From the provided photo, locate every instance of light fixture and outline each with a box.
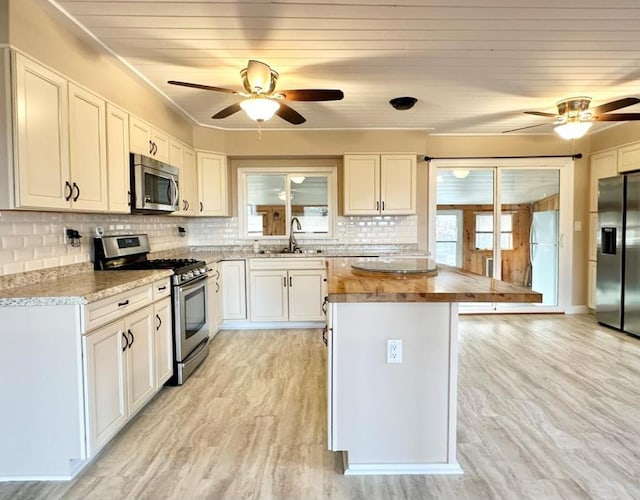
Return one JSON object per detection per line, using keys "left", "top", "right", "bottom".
{"left": 554, "top": 120, "right": 592, "bottom": 140}
{"left": 240, "top": 97, "right": 280, "bottom": 122}
{"left": 290, "top": 176, "right": 306, "bottom": 184}
{"left": 452, "top": 170, "right": 470, "bottom": 179}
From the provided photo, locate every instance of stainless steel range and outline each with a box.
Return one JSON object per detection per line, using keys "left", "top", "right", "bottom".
{"left": 94, "top": 234, "right": 209, "bottom": 384}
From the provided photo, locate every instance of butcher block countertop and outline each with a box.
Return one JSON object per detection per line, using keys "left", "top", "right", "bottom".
{"left": 327, "top": 258, "right": 543, "bottom": 303}
{"left": 0, "top": 269, "right": 172, "bottom": 306}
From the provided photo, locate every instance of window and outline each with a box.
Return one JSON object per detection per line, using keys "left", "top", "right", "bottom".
{"left": 475, "top": 213, "right": 513, "bottom": 250}
{"left": 435, "top": 210, "right": 462, "bottom": 266}
{"left": 238, "top": 164, "right": 337, "bottom": 240}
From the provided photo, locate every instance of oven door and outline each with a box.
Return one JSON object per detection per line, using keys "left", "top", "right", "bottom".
{"left": 174, "top": 276, "right": 209, "bottom": 362}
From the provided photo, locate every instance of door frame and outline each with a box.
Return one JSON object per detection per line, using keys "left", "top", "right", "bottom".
{"left": 428, "top": 157, "right": 574, "bottom": 313}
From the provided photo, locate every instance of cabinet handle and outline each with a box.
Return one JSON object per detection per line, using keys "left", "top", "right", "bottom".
{"left": 122, "top": 331, "right": 128, "bottom": 351}
{"left": 289, "top": 276, "right": 293, "bottom": 287}
{"left": 322, "top": 296, "right": 328, "bottom": 315}
{"left": 128, "top": 329, "right": 135, "bottom": 346}
{"left": 216, "top": 270, "right": 220, "bottom": 279}
{"left": 64, "top": 181, "right": 73, "bottom": 201}
{"left": 157, "top": 286, "right": 167, "bottom": 291}
{"left": 376, "top": 201, "right": 380, "bottom": 211}
{"left": 200, "top": 201, "right": 204, "bottom": 212}
{"left": 382, "top": 201, "right": 385, "bottom": 211}
{"left": 156, "top": 314, "right": 162, "bottom": 330}
{"left": 72, "top": 182, "right": 80, "bottom": 202}
{"left": 118, "top": 299, "right": 129, "bottom": 307}
{"left": 185, "top": 200, "right": 190, "bottom": 211}
{"left": 322, "top": 325, "right": 328, "bottom": 346}
{"left": 215, "top": 282, "right": 220, "bottom": 293}
{"left": 283, "top": 276, "right": 287, "bottom": 287}
{"left": 152, "top": 142, "right": 158, "bottom": 155}
{"left": 149, "top": 140, "right": 153, "bottom": 155}
{"left": 127, "top": 190, "right": 132, "bottom": 206}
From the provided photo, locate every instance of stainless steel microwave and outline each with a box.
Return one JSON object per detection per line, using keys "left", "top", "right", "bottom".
{"left": 130, "top": 153, "right": 179, "bottom": 213}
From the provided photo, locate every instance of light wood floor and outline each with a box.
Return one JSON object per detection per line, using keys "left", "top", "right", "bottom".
{"left": 1, "top": 314, "right": 639, "bottom": 500}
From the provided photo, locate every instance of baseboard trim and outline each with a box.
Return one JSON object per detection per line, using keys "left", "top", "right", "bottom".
{"left": 220, "top": 320, "right": 324, "bottom": 330}
{"left": 566, "top": 305, "right": 589, "bottom": 314}
{"left": 342, "top": 457, "right": 464, "bottom": 476}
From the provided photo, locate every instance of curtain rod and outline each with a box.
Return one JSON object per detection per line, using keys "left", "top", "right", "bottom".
{"left": 423, "top": 153, "right": 582, "bottom": 161}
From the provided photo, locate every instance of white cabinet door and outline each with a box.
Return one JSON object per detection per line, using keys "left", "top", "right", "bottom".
{"left": 106, "top": 103, "right": 130, "bottom": 213}
{"left": 125, "top": 306, "right": 155, "bottom": 416}
{"left": 197, "top": 151, "right": 229, "bottom": 216}
{"left": 588, "top": 261, "right": 597, "bottom": 310}
{"left": 617, "top": 142, "right": 640, "bottom": 173}
{"left": 207, "top": 264, "right": 223, "bottom": 337}
{"left": 14, "top": 53, "right": 70, "bottom": 209}
{"left": 68, "top": 83, "right": 108, "bottom": 212}
{"left": 169, "top": 139, "right": 183, "bottom": 169}
{"left": 129, "top": 115, "right": 152, "bottom": 156}
{"left": 249, "top": 270, "right": 289, "bottom": 321}
{"left": 288, "top": 270, "right": 327, "bottom": 321}
{"left": 221, "top": 260, "right": 247, "bottom": 320}
{"left": 590, "top": 150, "right": 618, "bottom": 212}
{"left": 153, "top": 297, "right": 173, "bottom": 388}
{"left": 380, "top": 154, "right": 416, "bottom": 215}
{"left": 151, "top": 129, "right": 169, "bottom": 162}
{"left": 174, "top": 146, "right": 197, "bottom": 216}
{"left": 83, "top": 319, "right": 127, "bottom": 456}
{"left": 343, "top": 154, "right": 380, "bottom": 215}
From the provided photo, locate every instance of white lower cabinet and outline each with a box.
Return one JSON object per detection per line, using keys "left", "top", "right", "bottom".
{"left": 154, "top": 297, "right": 173, "bottom": 388}
{"left": 248, "top": 258, "right": 327, "bottom": 322}
{"left": 84, "top": 305, "right": 155, "bottom": 456}
{"left": 220, "top": 260, "right": 247, "bottom": 321}
{"left": 207, "top": 263, "right": 223, "bottom": 335}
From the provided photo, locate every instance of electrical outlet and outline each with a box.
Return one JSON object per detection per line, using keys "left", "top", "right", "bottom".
{"left": 386, "top": 339, "right": 403, "bottom": 364}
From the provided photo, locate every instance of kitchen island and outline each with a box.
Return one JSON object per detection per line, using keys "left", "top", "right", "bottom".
{"left": 325, "top": 258, "right": 542, "bottom": 475}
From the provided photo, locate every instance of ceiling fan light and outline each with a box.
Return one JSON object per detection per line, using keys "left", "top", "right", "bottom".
{"left": 240, "top": 98, "right": 280, "bottom": 122}
{"left": 554, "top": 121, "right": 592, "bottom": 140}
{"left": 290, "top": 176, "right": 306, "bottom": 184}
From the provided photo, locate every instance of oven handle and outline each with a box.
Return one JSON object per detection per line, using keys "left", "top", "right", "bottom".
{"left": 176, "top": 274, "right": 208, "bottom": 295}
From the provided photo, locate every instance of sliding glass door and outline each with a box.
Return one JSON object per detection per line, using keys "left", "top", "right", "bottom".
{"left": 430, "top": 158, "right": 572, "bottom": 313}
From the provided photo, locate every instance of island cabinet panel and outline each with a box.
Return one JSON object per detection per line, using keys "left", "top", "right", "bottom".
{"left": 328, "top": 301, "right": 458, "bottom": 473}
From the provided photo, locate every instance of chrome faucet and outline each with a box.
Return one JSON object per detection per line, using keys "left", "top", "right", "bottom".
{"left": 289, "top": 216, "right": 302, "bottom": 253}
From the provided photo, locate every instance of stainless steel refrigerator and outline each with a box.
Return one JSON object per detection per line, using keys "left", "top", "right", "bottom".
{"left": 596, "top": 174, "right": 640, "bottom": 336}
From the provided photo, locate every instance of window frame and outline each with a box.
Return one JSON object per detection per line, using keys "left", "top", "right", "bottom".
{"left": 474, "top": 212, "right": 514, "bottom": 251}
{"left": 237, "top": 163, "right": 338, "bottom": 241}
{"left": 435, "top": 209, "right": 463, "bottom": 266}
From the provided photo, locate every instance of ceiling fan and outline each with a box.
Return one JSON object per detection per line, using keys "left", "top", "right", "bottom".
{"left": 504, "top": 96, "right": 640, "bottom": 139}
{"left": 168, "top": 60, "right": 344, "bottom": 125}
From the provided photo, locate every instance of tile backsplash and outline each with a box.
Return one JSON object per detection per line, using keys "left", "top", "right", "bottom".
{"left": 0, "top": 210, "right": 418, "bottom": 276}
{"left": 0, "top": 211, "right": 189, "bottom": 276}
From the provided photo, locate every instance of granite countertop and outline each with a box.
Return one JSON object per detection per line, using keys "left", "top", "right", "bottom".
{"left": 327, "top": 258, "right": 543, "bottom": 303}
{"left": 0, "top": 269, "right": 173, "bottom": 306}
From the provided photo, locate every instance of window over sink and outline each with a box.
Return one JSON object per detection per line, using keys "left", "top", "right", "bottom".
{"left": 237, "top": 163, "right": 337, "bottom": 240}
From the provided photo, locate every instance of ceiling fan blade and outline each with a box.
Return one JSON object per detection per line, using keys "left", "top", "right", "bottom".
{"left": 212, "top": 102, "right": 242, "bottom": 119}
{"left": 524, "top": 111, "right": 557, "bottom": 118}
{"left": 168, "top": 80, "right": 238, "bottom": 94}
{"left": 594, "top": 113, "right": 640, "bottom": 121}
{"left": 502, "top": 122, "right": 550, "bottom": 133}
{"left": 275, "top": 102, "right": 306, "bottom": 125}
{"left": 591, "top": 97, "right": 640, "bottom": 115}
{"left": 278, "top": 89, "right": 344, "bottom": 102}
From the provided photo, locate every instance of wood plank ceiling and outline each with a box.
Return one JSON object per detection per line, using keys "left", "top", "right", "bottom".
{"left": 53, "top": 0, "right": 640, "bottom": 134}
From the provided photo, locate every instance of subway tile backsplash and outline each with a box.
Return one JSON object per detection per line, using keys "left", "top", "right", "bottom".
{"left": 0, "top": 211, "right": 418, "bottom": 276}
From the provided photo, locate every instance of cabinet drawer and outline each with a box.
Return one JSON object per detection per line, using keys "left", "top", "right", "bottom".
{"left": 152, "top": 279, "right": 171, "bottom": 301}
{"left": 249, "top": 257, "right": 325, "bottom": 270}
{"left": 85, "top": 285, "right": 153, "bottom": 332}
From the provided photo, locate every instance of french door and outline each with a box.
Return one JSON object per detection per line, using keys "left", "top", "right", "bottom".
{"left": 429, "top": 158, "right": 574, "bottom": 313}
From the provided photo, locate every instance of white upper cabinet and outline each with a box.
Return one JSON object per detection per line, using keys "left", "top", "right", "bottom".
{"left": 169, "top": 139, "right": 184, "bottom": 170}
{"left": 68, "top": 83, "right": 108, "bottom": 212}
{"left": 106, "top": 103, "right": 131, "bottom": 213}
{"left": 617, "top": 142, "right": 640, "bottom": 174}
{"left": 590, "top": 150, "right": 618, "bottom": 212}
{"left": 197, "top": 151, "right": 229, "bottom": 216}
{"left": 343, "top": 153, "right": 416, "bottom": 215}
{"left": 129, "top": 115, "right": 169, "bottom": 162}
{"left": 14, "top": 53, "right": 70, "bottom": 209}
